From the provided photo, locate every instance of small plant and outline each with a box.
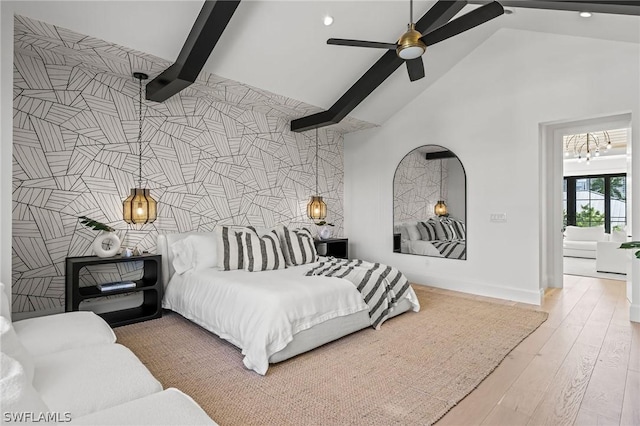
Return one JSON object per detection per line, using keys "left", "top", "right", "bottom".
{"left": 79, "top": 216, "right": 114, "bottom": 232}
{"left": 619, "top": 241, "right": 640, "bottom": 259}
{"left": 315, "top": 221, "right": 334, "bottom": 226}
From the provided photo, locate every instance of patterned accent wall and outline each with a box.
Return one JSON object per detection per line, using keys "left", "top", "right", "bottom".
{"left": 12, "top": 15, "right": 372, "bottom": 314}
{"left": 393, "top": 149, "right": 448, "bottom": 224}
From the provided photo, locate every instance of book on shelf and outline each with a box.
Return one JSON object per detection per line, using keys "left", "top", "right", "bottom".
{"left": 97, "top": 281, "right": 136, "bottom": 292}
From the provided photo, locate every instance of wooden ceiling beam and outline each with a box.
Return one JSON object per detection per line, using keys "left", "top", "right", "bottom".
{"left": 146, "top": 0, "right": 241, "bottom": 102}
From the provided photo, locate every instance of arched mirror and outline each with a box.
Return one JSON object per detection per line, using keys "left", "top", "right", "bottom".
{"left": 393, "top": 145, "right": 467, "bottom": 260}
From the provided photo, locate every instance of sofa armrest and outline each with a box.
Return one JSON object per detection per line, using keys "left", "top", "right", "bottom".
{"left": 13, "top": 311, "right": 116, "bottom": 357}
{"left": 69, "top": 388, "right": 217, "bottom": 425}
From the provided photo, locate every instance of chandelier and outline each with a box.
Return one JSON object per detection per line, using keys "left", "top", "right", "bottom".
{"left": 564, "top": 131, "right": 612, "bottom": 165}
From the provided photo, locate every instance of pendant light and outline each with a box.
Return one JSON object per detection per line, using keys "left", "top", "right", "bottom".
{"left": 306, "top": 128, "right": 327, "bottom": 220}
{"left": 434, "top": 158, "right": 448, "bottom": 217}
{"left": 123, "top": 72, "right": 157, "bottom": 224}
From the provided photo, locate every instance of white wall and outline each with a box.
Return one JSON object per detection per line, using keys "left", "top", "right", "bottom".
{"left": 345, "top": 28, "right": 640, "bottom": 305}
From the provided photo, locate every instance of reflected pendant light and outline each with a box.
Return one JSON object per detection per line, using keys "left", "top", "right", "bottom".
{"left": 434, "top": 158, "right": 448, "bottom": 217}
{"left": 307, "top": 129, "right": 327, "bottom": 220}
{"left": 123, "top": 72, "right": 157, "bottom": 224}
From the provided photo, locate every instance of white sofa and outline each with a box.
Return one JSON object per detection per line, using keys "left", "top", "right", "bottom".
{"left": 563, "top": 225, "right": 609, "bottom": 259}
{"left": 0, "top": 282, "right": 216, "bottom": 425}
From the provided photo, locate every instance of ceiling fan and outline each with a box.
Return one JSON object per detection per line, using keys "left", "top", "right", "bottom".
{"left": 327, "top": 0, "right": 504, "bottom": 82}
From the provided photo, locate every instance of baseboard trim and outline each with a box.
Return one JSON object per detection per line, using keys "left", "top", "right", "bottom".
{"left": 630, "top": 303, "right": 640, "bottom": 323}
{"left": 411, "top": 278, "right": 543, "bottom": 306}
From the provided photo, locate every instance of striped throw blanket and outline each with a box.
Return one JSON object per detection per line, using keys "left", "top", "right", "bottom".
{"left": 306, "top": 258, "right": 412, "bottom": 329}
{"left": 431, "top": 240, "right": 466, "bottom": 259}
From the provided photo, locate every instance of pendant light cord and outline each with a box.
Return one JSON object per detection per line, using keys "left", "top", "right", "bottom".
{"left": 410, "top": 0, "right": 413, "bottom": 24}
{"left": 137, "top": 76, "right": 143, "bottom": 189}
{"left": 315, "top": 128, "right": 319, "bottom": 195}
{"left": 440, "top": 159, "right": 443, "bottom": 199}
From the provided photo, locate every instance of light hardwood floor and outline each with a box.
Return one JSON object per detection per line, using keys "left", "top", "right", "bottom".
{"left": 435, "top": 274, "right": 640, "bottom": 426}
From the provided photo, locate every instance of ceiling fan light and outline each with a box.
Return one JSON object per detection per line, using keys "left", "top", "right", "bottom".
{"left": 398, "top": 45, "right": 425, "bottom": 60}
{"left": 397, "top": 25, "right": 426, "bottom": 60}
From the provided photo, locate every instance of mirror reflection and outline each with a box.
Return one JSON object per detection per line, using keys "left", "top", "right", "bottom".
{"left": 393, "top": 145, "right": 467, "bottom": 260}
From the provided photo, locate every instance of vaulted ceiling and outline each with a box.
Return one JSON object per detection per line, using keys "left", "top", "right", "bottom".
{"left": 9, "top": 1, "right": 640, "bottom": 127}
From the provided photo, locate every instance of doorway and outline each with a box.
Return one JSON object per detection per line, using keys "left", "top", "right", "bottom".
{"left": 539, "top": 113, "right": 633, "bottom": 301}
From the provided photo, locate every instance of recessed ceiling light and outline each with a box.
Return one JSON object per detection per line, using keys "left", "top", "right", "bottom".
{"left": 579, "top": 11, "right": 592, "bottom": 18}
{"left": 323, "top": 15, "right": 334, "bottom": 26}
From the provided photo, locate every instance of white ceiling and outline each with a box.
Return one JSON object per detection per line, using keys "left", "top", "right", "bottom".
{"left": 8, "top": 1, "right": 640, "bottom": 126}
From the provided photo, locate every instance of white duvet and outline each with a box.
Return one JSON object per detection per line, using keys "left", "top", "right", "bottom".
{"left": 162, "top": 263, "right": 369, "bottom": 375}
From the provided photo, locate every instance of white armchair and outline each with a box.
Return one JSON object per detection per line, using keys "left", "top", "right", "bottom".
{"left": 595, "top": 228, "right": 630, "bottom": 274}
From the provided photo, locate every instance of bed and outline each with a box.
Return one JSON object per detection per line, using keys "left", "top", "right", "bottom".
{"left": 156, "top": 230, "right": 420, "bottom": 375}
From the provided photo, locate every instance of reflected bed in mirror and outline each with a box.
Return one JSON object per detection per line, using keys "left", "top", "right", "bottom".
{"left": 393, "top": 145, "right": 467, "bottom": 260}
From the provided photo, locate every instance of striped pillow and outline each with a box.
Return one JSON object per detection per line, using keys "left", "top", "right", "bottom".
{"left": 216, "top": 226, "right": 251, "bottom": 271}
{"left": 277, "top": 226, "right": 318, "bottom": 266}
{"left": 448, "top": 218, "right": 466, "bottom": 240}
{"left": 242, "top": 229, "right": 286, "bottom": 272}
{"left": 432, "top": 219, "right": 456, "bottom": 241}
{"left": 418, "top": 221, "right": 438, "bottom": 241}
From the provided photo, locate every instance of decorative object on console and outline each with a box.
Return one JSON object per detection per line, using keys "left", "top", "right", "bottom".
{"left": 307, "top": 129, "right": 327, "bottom": 220}
{"left": 434, "top": 159, "right": 448, "bottom": 217}
{"left": 315, "top": 221, "right": 334, "bottom": 240}
{"left": 79, "top": 216, "right": 121, "bottom": 258}
{"left": 123, "top": 72, "right": 157, "bottom": 225}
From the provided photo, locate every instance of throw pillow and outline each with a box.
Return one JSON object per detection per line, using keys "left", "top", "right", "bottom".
{"left": 216, "top": 226, "right": 254, "bottom": 271}
{"left": 432, "top": 218, "right": 456, "bottom": 241}
{"left": 447, "top": 217, "right": 466, "bottom": 241}
{"left": 276, "top": 226, "right": 318, "bottom": 266}
{"left": 418, "top": 221, "right": 438, "bottom": 241}
{"left": 242, "top": 229, "right": 286, "bottom": 272}
{"left": 0, "top": 317, "right": 35, "bottom": 383}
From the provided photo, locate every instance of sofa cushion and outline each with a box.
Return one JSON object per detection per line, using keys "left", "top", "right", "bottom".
{"left": 33, "top": 343, "right": 162, "bottom": 418}
{"left": 564, "top": 225, "right": 606, "bottom": 242}
{"left": 69, "top": 388, "right": 217, "bottom": 425}
{"left": 563, "top": 241, "right": 597, "bottom": 251}
{"left": 0, "top": 352, "right": 49, "bottom": 419}
{"left": 13, "top": 311, "right": 116, "bottom": 358}
{"left": 0, "top": 316, "right": 35, "bottom": 383}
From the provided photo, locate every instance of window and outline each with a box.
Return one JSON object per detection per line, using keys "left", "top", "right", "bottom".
{"left": 563, "top": 174, "right": 626, "bottom": 233}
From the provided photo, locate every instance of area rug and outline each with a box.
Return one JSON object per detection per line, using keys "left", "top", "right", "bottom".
{"left": 563, "top": 256, "right": 626, "bottom": 281}
{"left": 115, "top": 286, "right": 548, "bottom": 426}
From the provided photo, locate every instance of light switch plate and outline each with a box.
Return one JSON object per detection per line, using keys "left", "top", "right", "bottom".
{"left": 490, "top": 213, "right": 507, "bottom": 223}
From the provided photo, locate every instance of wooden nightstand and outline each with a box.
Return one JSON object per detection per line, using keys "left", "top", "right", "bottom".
{"left": 65, "top": 254, "right": 162, "bottom": 327}
{"left": 314, "top": 238, "right": 349, "bottom": 259}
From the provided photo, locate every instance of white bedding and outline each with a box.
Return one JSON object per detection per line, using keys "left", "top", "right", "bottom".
{"left": 163, "top": 263, "right": 369, "bottom": 375}
{"left": 401, "top": 239, "right": 443, "bottom": 256}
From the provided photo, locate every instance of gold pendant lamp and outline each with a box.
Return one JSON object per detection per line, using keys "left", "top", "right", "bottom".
{"left": 307, "top": 129, "right": 327, "bottom": 220}
{"left": 123, "top": 72, "right": 157, "bottom": 224}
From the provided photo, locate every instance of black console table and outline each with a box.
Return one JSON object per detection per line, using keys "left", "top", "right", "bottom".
{"left": 65, "top": 254, "right": 162, "bottom": 327}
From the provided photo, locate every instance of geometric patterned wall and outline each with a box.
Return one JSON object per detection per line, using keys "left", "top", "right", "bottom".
{"left": 393, "top": 148, "right": 448, "bottom": 224}
{"left": 12, "top": 15, "right": 374, "bottom": 314}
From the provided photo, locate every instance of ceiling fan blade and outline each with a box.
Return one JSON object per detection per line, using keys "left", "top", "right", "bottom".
{"left": 418, "top": 0, "right": 468, "bottom": 36}
{"left": 406, "top": 58, "right": 425, "bottom": 82}
{"left": 327, "top": 38, "right": 398, "bottom": 50}
{"left": 420, "top": 1, "right": 504, "bottom": 46}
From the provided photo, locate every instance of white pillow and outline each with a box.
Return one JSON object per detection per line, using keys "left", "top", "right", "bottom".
{"left": 611, "top": 229, "right": 627, "bottom": 243}
{"left": 0, "top": 316, "right": 35, "bottom": 383}
{"left": 564, "top": 225, "right": 605, "bottom": 242}
{"left": 0, "top": 282, "right": 11, "bottom": 320}
{"left": 170, "top": 233, "right": 218, "bottom": 275}
{"left": 404, "top": 223, "right": 421, "bottom": 241}
{"left": 0, "top": 352, "right": 49, "bottom": 416}
{"left": 242, "top": 229, "right": 286, "bottom": 272}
